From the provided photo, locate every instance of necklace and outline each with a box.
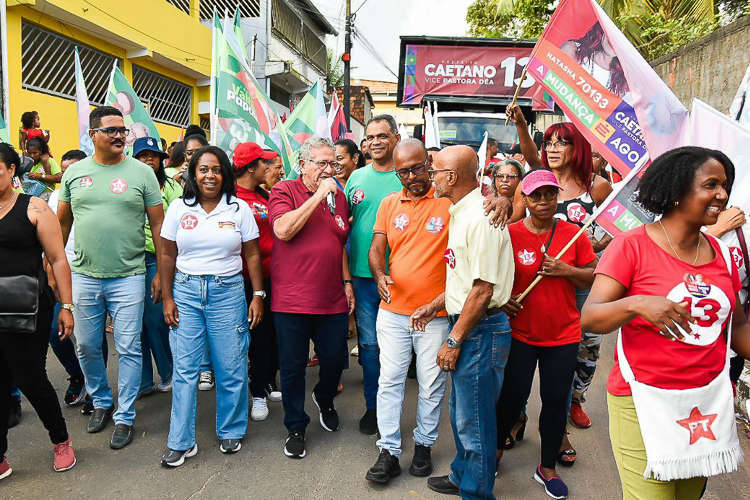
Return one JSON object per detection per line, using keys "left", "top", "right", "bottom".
{"left": 528, "top": 218, "right": 554, "bottom": 253}
{"left": 659, "top": 219, "right": 701, "bottom": 266}
{"left": 0, "top": 192, "right": 17, "bottom": 211}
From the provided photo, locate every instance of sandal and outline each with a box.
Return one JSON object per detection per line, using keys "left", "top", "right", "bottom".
{"left": 557, "top": 448, "right": 577, "bottom": 467}
{"left": 502, "top": 414, "right": 528, "bottom": 450}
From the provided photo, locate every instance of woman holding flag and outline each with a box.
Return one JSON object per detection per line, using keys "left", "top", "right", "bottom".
{"left": 583, "top": 147, "right": 750, "bottom": 499}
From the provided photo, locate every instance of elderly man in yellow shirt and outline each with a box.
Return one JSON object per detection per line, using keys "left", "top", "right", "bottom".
{"left": 411, "top": 145, "right": 514, "bottom": 500}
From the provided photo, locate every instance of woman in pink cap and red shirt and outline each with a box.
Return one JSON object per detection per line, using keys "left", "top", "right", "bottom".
{"left": 497, "top": 170, "right": 597, "bottom": 499}
{"left": 233, "top": 142, "right": 284, "bottom": 422}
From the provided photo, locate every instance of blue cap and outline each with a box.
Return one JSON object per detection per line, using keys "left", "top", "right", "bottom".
{"left": 132, "top": 137, "right": 167, "bottom": 160}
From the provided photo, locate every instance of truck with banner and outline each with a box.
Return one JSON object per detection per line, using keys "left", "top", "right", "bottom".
{"left": 397, "top": 36, "right": 554, "bottom": 151}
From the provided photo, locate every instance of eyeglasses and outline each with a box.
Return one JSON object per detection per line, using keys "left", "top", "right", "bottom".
{"left": 427, "top": 168, "right": 453, "bottom": 180}
{"left": 395, "top": 160, "right": 428, "bottom": 180}
{"left": 526, "top": 190, "right": 558, "bottom": 203}
{"left": 494, "top": 174, "right": 519, "bottom": 181}
{"left": 308, "top": 160, "right": 339, "bottom": 170}
{"left": 542, "top": 141, "right": 571, "bottom": 150}
{"left": 93, "top": 127, "right": 130, "bottom": 138}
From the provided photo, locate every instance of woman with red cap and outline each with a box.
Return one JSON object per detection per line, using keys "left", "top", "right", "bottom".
{"left": 233, "top": 142, "right": 283, "bottom": 422}
{"left": 497, "top": 170, "right": 597, "bottom": 499}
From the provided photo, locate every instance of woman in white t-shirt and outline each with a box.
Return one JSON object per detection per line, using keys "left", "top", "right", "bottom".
{"left": 159, "top": 145, "right": 264, "bottom": 467}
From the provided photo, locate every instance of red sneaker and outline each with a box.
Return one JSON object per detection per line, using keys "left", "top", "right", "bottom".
{"left": 569, "top": 402, "right": 592, "bottom": 429}
{"left": 0, "top": 457, "right": 11, "bottom": 480}
{"left": 53, "top": 437, "right": 76, "bottom": 472}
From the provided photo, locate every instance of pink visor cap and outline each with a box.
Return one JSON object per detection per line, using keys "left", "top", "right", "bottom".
{"left": 521, "top": 170, "right": 562, "bottom": 195}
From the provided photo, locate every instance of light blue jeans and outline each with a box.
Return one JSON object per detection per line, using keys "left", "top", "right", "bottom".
{"left": 72, "top": 272, "right": 145, "bottom": 426}
{"left": 376, "top": 309, "right": 449, "bottom": 458}
{"left": 140, "top": 252, "right": 173, "bottom": 392}
{"left": 448, "top": 312, "right": 511, "bottom": 500}
{"left": 353, "top": 277, "right": 381, "bottom": 410}
{"left": 167, "top": 272, "right": 249, "bottom": 450}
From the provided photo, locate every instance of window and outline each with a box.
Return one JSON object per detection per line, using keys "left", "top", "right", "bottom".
{"left": 165, "top": 0, "right": 191, "bottom": 15}
{"left": 132, "top": 65, "right": 192, "bottom": 127}
{"left": 270, "top": 83, "right": 291, "bottom": 109}
{"left": 200, "top": 0, "right": 261, "bottom": 20}
{"left": 272, "top": 0, "right": 326, "bottom": 72}
{"left": 21, "top": 22, "right": 118, "bottom": 105}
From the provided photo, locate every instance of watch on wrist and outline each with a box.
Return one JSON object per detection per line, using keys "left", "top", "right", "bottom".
{"left": 61, "top": 303, "right": 75, "bottom": 313}
{"left": 42, "top": 173, "right": 46, "bottom": 179}
{"left": 343, "top": 279, "right": 353, "bottom": 285}
{"left": 252, "top": 290, "right": 267, "bottom": 299}
{"left": 445, "top": 336, "right": 461, "bottom": 349}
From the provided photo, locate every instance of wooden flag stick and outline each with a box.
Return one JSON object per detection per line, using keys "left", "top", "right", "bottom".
{"left": 516, "top": 215, "right": 597, "bottom": 303}
{"left": 505, "top": 66, "right": 528, "bottom": 125}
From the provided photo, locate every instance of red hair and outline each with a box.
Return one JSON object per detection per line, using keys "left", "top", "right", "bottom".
{"left": 541, "top": 123, "right": 594, "bottom": 191}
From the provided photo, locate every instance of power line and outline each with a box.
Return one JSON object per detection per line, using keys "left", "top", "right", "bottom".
{"left": 353, "top": 0, "right": 372, "bottom": 15}
{"left": 352, "top": 26, "right": 398, "bottom": 78}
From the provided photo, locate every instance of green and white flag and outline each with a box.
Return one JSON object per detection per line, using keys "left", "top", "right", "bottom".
{"left": 105, "top": 62, "right": 161, "bottom": 152}
{"left": 233, "top": 7, "right": 250, "bottom": 66}
{"left": 75, "top": 47, "right": 94, "bottom": 156}
{"left": 0, "top": 110, "right": 9, "bottom": 144}
{"left": 211, "top": 12, "right": 295, "bottom": 173}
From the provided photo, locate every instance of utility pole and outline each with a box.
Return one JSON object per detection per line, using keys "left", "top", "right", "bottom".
{"left": 343, "top": 0, "right": 351, "bottom": 129}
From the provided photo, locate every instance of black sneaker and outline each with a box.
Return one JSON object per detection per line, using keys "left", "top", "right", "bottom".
{"left": 359, "top": 408, "right": 378, "bottom": 435}
{"left": 409, "top": 443, "right": 433, "bottom": 477}
{"left": 64, "top": 377, "right": 86, "bottom": 406}
{"left": 311, "top": 390, "right": 339, "bottom": 432}
{"left": 220, "top": 439, "right": 242, "bottom": 454}
{"left": 265, "top": 381, "right": 282, "bottom": 402}
{"left": 81, "top": 397, "right": 94, "bottom": 416}
{"left": 284, "top": 430, "right": 306, "bottom": 459}
{"left": 365, "top": 449, "right": 401, "bottom": 484}
{"left": 427, "top": 475, "right": 460, "bottom": 496}
{"left": 8, "top": 400, "right": 21, "bottom": 428}
{"left": 161, "top": 445, "right": 198, "bottom": 467}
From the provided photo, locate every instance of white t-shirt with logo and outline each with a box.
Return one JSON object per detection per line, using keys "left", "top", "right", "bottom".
{"left": 161, "top": 195, "right": 259, "bottom": 277}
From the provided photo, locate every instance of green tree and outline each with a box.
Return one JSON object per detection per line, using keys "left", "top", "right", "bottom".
{"left": 326, "top": 49, "right": 345, "bottom": 89}
{"left": 466, "top": 0, "right": 554, "bottom": 39}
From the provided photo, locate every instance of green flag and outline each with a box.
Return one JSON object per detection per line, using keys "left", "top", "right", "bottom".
{"left": 105, "top": 63, "right": 161, "bottom": 153}
{"left": 233, "top": 7, "right": 250, "bottom": 65}
{"left": 0, "top": 111, "right": 9, "bottom": 144}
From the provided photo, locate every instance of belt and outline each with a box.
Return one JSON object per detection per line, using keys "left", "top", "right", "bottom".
{"left": 448, "top": 306, "right": 503, "bottom": 324}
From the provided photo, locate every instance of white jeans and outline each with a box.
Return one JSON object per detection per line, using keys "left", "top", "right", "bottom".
{"left": 375, "top": 308, "right": 450, "bottom": 457}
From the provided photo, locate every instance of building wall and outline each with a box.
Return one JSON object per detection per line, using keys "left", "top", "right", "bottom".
{"left": 651, "top": 15, "right": 750, "bottom": 113}
{"left": 6, "top": 1, "right": 210, "bottom": 153}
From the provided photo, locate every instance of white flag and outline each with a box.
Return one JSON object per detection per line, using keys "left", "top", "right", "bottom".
{"left": 74, "top": 48, "right": 94, "bottom": 156}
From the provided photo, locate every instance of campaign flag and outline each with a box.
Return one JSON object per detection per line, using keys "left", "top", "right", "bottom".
{"left": 532, "top": 88, "right": 555, "bottom": 112}
{"left": 233, "top": 7, "right": 250, "bottom": 66}
{"left": 729, "top": 63, "right": 750, "bottom": 127}
{"left": 0, "top": 107, "right": 8, "bottom": 144}
{"left": 690, "top": 98, "right": 750, "bottom": 212}
{"left": 212, "top": 12, "right": 295, "bottom": 173}
{"left": 424, "top": 102, "right": 438, "bottom": 148}
{"left": 398, "top": 123, "right": 409, "bottom": 139}
{"left": 74, "top": 48, "right": 94, "bottom": 156}
{"left": 105, "top": 62, "right": 161, "bottom": 152}
{"left": 526, "top": 0, "right": 688, "bottom": 177}
{"left": 328, "top": 91, "right": 348, "bottom": 141}
{"left": 285, "top": 81, "right": 332, "bottom": 150}
{"left": 593, "top": 160, "right": 655, "bottom": 237}
{"left": 477, "top": 131, "right": 488, "bottom": 182}
{"left": 327, "top": 90, "right": 339, "bottom": 128}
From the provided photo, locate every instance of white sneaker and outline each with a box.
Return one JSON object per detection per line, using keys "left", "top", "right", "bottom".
{"left": 157, "top": 379, "right": 173, "bottom": 392}
{"left": 350, "top": 345, "right": 359, "bottom": 357}
{"left": 251, "top": 397, "right": 269, "bottom": 421}
{"left": 198, "top": 371, "right": 214, "bottom": 391}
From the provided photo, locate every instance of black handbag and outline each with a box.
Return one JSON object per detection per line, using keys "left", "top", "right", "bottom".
{"left": 0, "top": 271, "right": 43, "bottom": 333}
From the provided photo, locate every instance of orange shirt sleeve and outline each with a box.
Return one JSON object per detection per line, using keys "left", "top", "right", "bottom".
{"left": 373, "top": 194, "right": 392, "bottom": 235}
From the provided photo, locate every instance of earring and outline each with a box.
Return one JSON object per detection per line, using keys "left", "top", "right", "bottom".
{"left": 674, "top": 201, "right": 679, "bottom": 206}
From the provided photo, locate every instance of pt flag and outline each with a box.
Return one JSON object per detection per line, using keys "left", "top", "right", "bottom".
{"left": 74, "top": 48, "right": 94, "bottom": 156}
{"left": 106, "top": 62, "right": 161, "bottom": 152}
{"left": 593, "top": 161, "right": 655, "bottom": 237}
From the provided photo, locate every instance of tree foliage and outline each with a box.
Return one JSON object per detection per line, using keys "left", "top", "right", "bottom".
{"left": 326, "top": 49, "right": 345, "bottom": 89}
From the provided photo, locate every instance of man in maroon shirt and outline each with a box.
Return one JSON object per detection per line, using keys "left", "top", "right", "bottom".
{"left": 269, "top": 137, "right": 355, "bottom": 459}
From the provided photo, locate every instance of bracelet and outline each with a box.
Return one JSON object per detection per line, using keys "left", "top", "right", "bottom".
{"left": 343, "top": 279, "right": 353, "bottom": 285}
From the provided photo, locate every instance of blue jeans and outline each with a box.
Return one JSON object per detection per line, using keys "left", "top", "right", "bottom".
{"left": 275, "top": 312, "right": 348, "bottom": 431}
{"left": 140, "top": 252, "right": 173, "bottom": 391}
{"left": 448, "top": 313, "right": 511, "bottom": 500}
{"left": 168, "top": 272, "right": 249, "bottom": 450}
{"left": 49, "top": 302, "right": 84, "bottom": 380}
{"left": 376, "top": 309, "right": 449, "bottom": 458}
{"left": 353, "top": 277, "right": 380, "bottom": 410}
{"left": 72, "top": 272, "right": 145, "bottom": 426}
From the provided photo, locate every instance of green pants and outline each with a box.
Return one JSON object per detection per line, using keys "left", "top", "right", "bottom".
{"left": 607, "top": 393, "right": 707, "bottom": 500}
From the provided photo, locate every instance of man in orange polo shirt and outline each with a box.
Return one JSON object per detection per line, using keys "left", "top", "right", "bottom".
{"left": 364, "top": 139, "right": 452, "bottom": 484}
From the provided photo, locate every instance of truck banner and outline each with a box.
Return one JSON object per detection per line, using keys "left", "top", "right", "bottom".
{"left": 400, "top": 44, "right": 542, "bottom": 106}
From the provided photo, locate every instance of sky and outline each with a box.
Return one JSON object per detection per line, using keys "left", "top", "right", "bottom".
{"left": 312, "top": 0, "right": 475, "bottom": 82}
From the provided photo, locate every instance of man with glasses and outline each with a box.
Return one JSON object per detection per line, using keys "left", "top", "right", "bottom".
{"left": 414, "top": 145, "right": 514, "bottom": 500}
{"left": 344, "top": 115, "right": 403, "bottom": 435}
{"left": 269, "top": 137, "right": 354, "bottom": 459}
{"left": 57, "top": 106, "right": 165, "bottom": 450}
{"left": 365, "top": 139, "right": 452, "bottom": 484}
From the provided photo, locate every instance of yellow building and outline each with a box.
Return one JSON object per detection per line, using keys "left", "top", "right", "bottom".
{"left": 4, "top": 0, "right": 214, "bottom": 154}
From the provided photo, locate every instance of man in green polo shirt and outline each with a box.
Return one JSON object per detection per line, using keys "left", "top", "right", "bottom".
{"left": 57, "top": 106, "right": 165, "bottom": 451}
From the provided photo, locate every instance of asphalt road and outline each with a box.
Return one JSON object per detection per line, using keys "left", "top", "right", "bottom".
{"left": 4, "top": 335, "right": 750, "bottom": 499}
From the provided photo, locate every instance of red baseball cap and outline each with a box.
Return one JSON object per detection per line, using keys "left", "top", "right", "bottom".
{"left": 232, "top": 142, "right": 278, "bottom": 170}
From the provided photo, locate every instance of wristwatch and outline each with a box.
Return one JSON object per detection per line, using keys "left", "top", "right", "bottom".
{"left": 61, "top": 303, "right": 75, "bottom": 313}
{"left": 445, "top": 336, "right": 461, "bottom": 349}
{"left": 253, "top": 290, "right": 267, "bottom": 299}
{"left": 41, "top": 173, "right": 46, "bottom": 179}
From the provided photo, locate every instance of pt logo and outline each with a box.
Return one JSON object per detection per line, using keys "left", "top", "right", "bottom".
{"left": 567, "top": 203, "right": 587, "bottom": 224}
{"left": 677, "top": 407, "right": 718, "bottom": 445}
{"left": 730, "top": 246, "right": 744, "bottom": 270}
{"left": 79, "top": 177, "right": 93, "bottom": 188}
{"left": 334, "top": 215, "right": 346, "bottom": 230}
{"left": 180, "top": 215, "right": 198, "bottom": 230}
{"left": 110, "top": 178, "right": 128, "bottom": 194}
{"left": 444, "top": 249, "right": 456, "bottom": 269}
{"left": 393, "top": 213, "right": 409, "bottom": 231}
{"left": 351, "top": 189, "right": 365, "bottom": 205}
{"left": 518, "top": 249, "right": 536, "bottom": 266}
{"left": 251, "top": 202, "right": 268, "bottom": 219}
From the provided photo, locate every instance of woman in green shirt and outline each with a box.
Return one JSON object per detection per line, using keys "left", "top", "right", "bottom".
{"left": 132, "top": 137, "right": 183, "bottom": 396}
{"left": 25, "top": 137, "right": 61, "bottom": 201}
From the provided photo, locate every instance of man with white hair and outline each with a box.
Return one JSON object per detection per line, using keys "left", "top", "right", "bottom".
{"left": 269, "top": 137, "right": 355, "bottom": 459}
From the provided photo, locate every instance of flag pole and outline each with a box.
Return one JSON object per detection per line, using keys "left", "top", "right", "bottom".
{"left": 505, "top": 67, "right": 528, "bottom": 125}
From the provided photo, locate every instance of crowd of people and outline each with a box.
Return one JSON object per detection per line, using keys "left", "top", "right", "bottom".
{"left": 0, "top": 103, "right": 748, "bottom": 500}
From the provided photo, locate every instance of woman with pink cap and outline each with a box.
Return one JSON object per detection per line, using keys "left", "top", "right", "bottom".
{"left": 496, "top": 170, "right": 598, "bottom": 499}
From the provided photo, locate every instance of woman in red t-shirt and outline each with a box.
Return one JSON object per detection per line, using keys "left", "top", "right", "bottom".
{"left": 497, "top": 170, "right": 597, "bottom": 499}
{"left": 583, "top": 147, "right": 750, "bottom": 498}
{"left": 233, "top": 142, "right": 283, "bottom": 421}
